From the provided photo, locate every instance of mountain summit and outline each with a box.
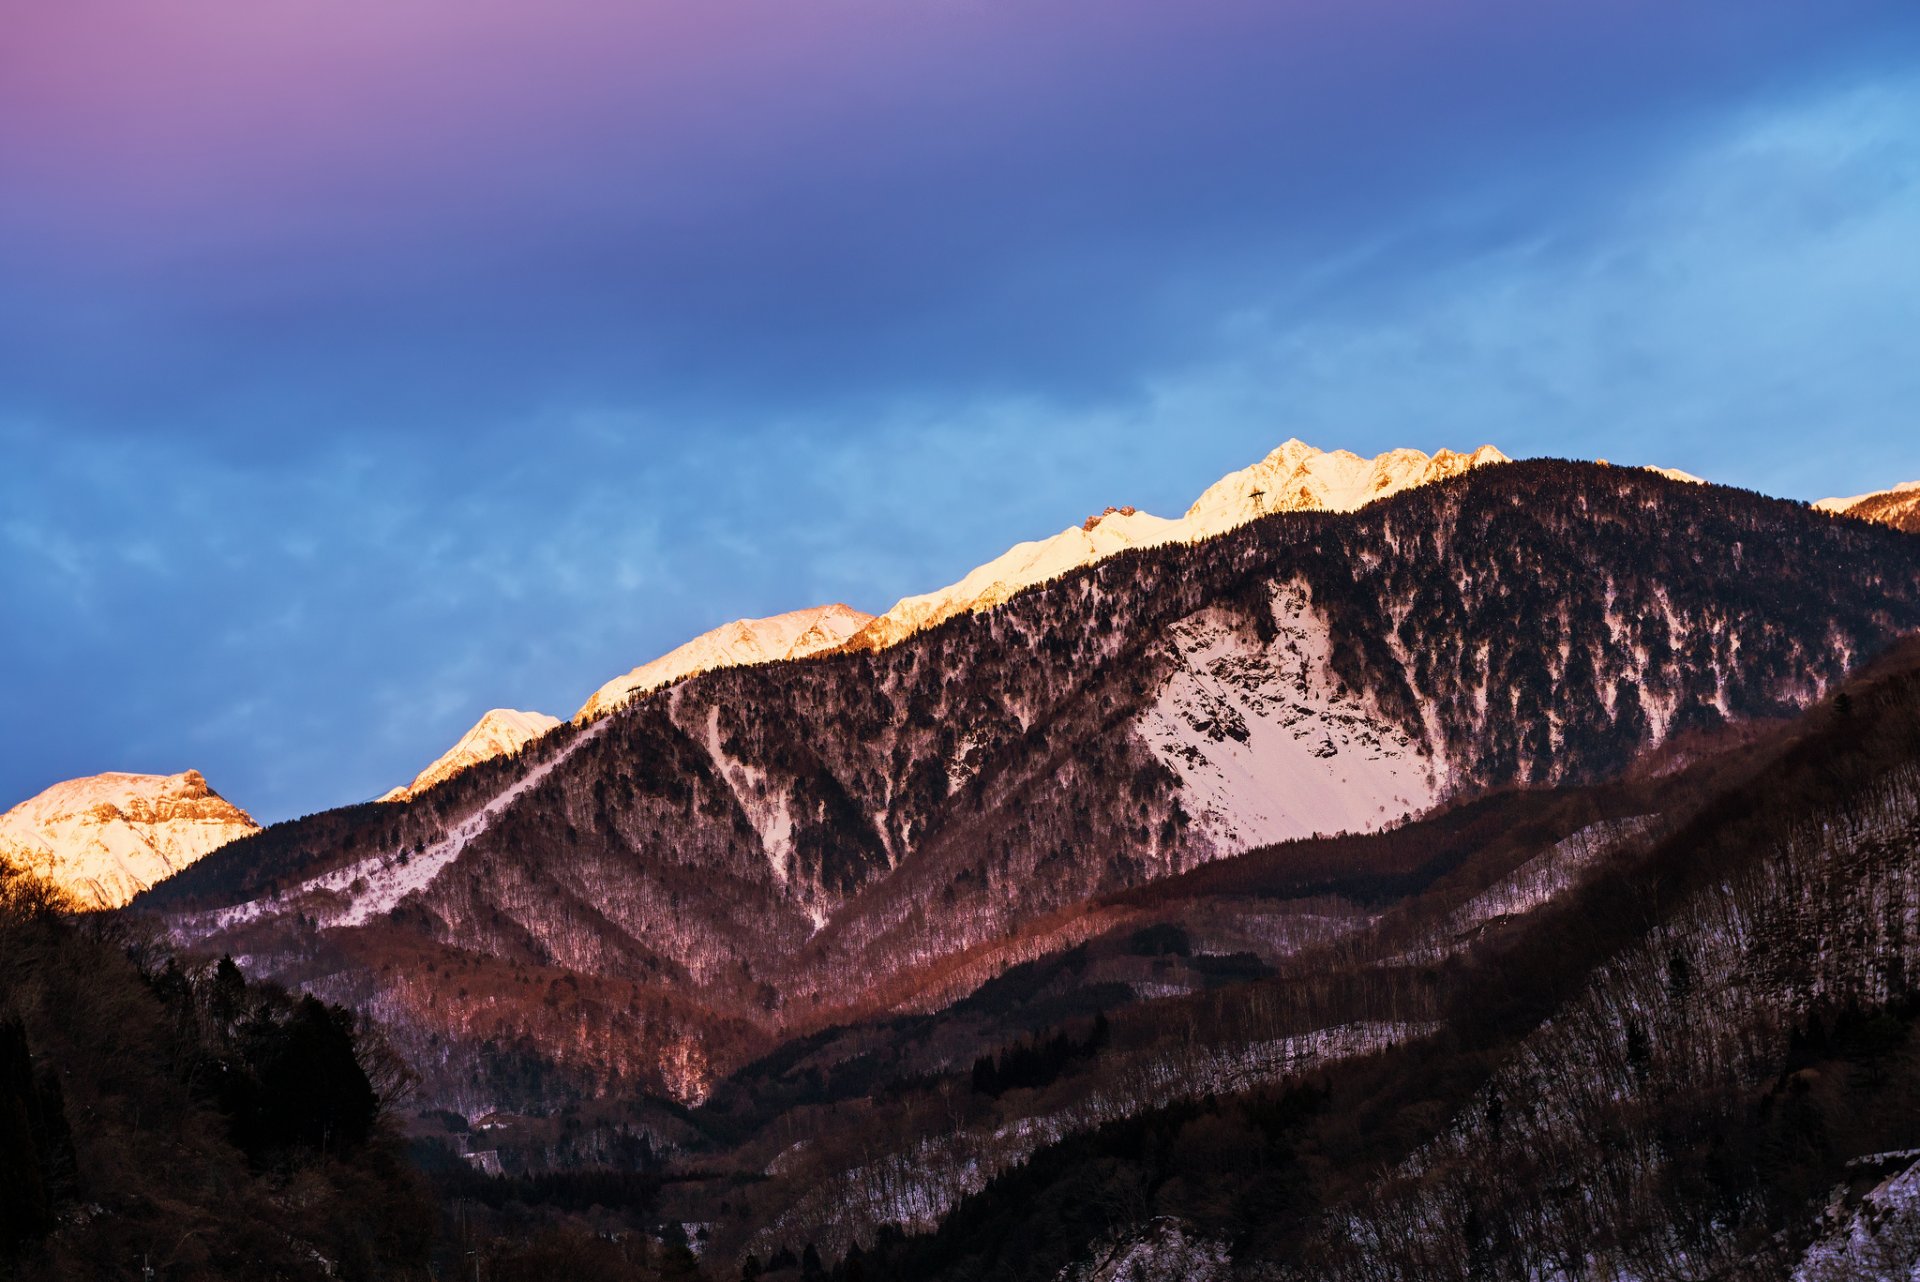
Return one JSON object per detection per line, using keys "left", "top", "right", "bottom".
{"left": 575, "top": 602, "right": 875, "bottom": 722}
{"left": 380, "top": 708, "right": 563, "bottom": 802}
{"left": 0, "top": 769, "right": 258, "bottom": 909}
{"left": 1817, "top": 479, "right": 1920, "bottom": 533}
{"left": 844, "top": 440, "right": 1507, "bottom": 650}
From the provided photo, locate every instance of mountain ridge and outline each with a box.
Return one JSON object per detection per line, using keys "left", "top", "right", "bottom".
{"left": 141, "top": 461, "right": 1920, "bottom": 1117}
{"left": 840, "top": 439, "right": 1509, "bottom": 652}
{"left": 1818, "top": 478, "right": 1920, "bottom": 532}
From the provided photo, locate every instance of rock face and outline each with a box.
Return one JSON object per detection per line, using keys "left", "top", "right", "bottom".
{"left": 842, "top": 440, "right": 1508, "bottom": 651}
{"left": 1818, "top": 480, "right": 1920, "bottom": 533}
{"left": 380, "top": 708, "right": 562, "bottom": 802}
{"left": 575, "top": 603, "right": 875, "bottom": 722}
{"left": 0, "top": 770, "right": 258, "bottom": 909}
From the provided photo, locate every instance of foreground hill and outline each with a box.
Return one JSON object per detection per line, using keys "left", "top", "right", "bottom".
{"left": 137, "top": 462, "right": 1920, "bottom": 1123}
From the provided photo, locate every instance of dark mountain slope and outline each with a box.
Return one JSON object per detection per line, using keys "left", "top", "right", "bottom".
{"left": 144, "top": 463, "right": 1920, "bottom": 1111}
{"left": 827, "top": 639, "right": 1920, "bottom": 1282}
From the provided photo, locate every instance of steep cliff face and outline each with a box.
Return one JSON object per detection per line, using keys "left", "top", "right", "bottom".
{"left": 147, "top": 462, "right": 1920, "bottom": 1109}
{"left": 0, "top": 771, "right": 258, "bottom": 909}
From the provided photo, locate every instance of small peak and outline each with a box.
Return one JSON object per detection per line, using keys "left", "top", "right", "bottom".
{"left": 1267, "top": 438, "right": 1322, "bottom": 464}
{"left": 1082, "top": 504, "right": 1139, "bottom": 531}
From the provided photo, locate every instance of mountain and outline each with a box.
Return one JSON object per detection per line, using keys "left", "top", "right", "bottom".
{"left": 844, "top": 440, "right": 1507, "bottom": 651}
{"left": 575, "top": 603, "right": 874, "bottom": 722}
{"left": 1177, "top": 439, "right": 1509, "bottom": 536}
{"left": 142, "top": 461, "right": 1920, "bottom": 1127}
{"left": 1817, "top": 479, "right": 1920, "bottom": 533}
{"left": 796, "top": 640, "right": 1920, "bottom": 1280}
{"left": 0, "top": 770, "right": 257, "bottom": 910}
{"left": 379, "top": 708, "right": 562, "bottom": 802}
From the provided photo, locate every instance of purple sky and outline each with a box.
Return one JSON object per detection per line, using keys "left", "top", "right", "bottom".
{"left": 5, "top": 2, "right": 1920, "bottom": 821}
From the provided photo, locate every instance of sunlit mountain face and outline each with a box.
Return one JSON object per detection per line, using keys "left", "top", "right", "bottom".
{"left": 7, "top": 3, "right": 1920, "bottom": 1280}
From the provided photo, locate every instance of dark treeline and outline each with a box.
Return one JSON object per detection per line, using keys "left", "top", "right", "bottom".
{"left": 969, "top": 1013, "right": 1109, "bottom": 1098}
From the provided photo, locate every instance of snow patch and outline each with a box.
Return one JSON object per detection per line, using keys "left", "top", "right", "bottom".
{"left": 188, "top": 718, "right": 611, "bottom": 934}
{"left": 1137, "top": 585, "right": 1437, "bottom": 854}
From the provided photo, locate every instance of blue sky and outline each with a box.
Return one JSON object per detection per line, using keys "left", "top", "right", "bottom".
{"left": 4, "top": 2, "right": 1919, "bottom": 821}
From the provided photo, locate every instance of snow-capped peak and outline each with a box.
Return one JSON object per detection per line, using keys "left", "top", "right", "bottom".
{"left": 380, "top": 707, "right": 563, "bottom": 802}
{"left": 1815, "top": 479, "right": 1920, "bottom": 533}
{"left": 0, "top": 770, "right": 259, "bottom": 909}
{"left": 1814, "top": 479, "right": 1920, "bottom": 513}
{"left": 842, "top": 439, "right": 1507, "bottom": 651}
{"left": 575, "top": 603, "right": 875, "bottom": 722}
{"left": 1181, "top": 440, "right": 1509, "bottom": 538}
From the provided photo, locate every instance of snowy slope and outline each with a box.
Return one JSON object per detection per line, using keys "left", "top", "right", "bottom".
{"left": 1814, "top": 479, "right": 1920, "bottom": 512}
{"left": 1817, "top": 479, "right": 1920, "bottom": 533}
{"left": 845, "top": 440, "right": 1507, "bottom": 651}
{"left": 1179, "top": 440, "right": 1509, "bottom": 539}
{"left": 0, "top": 771, "right": 258, "bottom": 909}
{"left": 191, "top": 715, "right": 611, "bottom": 934}
{"left": 847, "top": 507, "right": 1185, "bottom": 652}
{"left": 381, "top": 707, "right": 562, "bottom": 802}
{"left": 576, "top": 603, "right": 874, "bottom": 722}
{"left": 1137, "top": 586, "right": 1438, "bottom": 852}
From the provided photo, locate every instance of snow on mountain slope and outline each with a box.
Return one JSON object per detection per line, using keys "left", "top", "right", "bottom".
{"left": 575, "top": 603, "right": 874, "bottom": 722}
{"left": 1137, "top": 585, "right": 1438, "bottom": 853}
{"left": 191, "top": 715, "right": 612, "bottom": 935}
{"left": 1814, "top": 479, "right": 1920, "bottom": 512}
{"left": 1179, "top": 440, "right": 1509, "bottom": 539}
{"left": 847, "top": 507, "right": 1186, "bottom": 652}
{"left": 1817, "top": 480, "right": 1920, "bottom": 533}
{"left": 0, "top": 771, "right": 258, "bottom": 909}
{"left": 844, "top": 440, "right": 1506, "bottom": 651}
{"left": 380, "top": 707, "right": 562, "bottom": 802}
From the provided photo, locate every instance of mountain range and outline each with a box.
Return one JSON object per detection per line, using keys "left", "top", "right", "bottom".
{"left": 137, "top": 457, "right": 1920, "bottom": 1104}
{"left": 8, "top": 440, "right": 1920, "bottom": 1280}
{"left": 3, "top": 439, "right": 1515, "bottom": 913}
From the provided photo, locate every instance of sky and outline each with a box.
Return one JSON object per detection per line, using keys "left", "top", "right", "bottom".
{"left": 4, "top": 1, "right": 1920, "bottom": 823}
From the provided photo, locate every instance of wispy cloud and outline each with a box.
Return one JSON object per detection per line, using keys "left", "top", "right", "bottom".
{"left": 4, "top": 9, "right": 1917, "bottom": 820}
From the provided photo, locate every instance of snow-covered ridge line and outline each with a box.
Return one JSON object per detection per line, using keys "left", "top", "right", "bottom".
{"left": 1815, "top": 478, "right": 1920, "bottom": 513}
{"left": 184, "top": 718, "right": 612, "bottom": 935}
{"left": 380, "top": 707, "right": 563, "bottom": 803}
{"left": 575, "top": 602, "right": 873, "bottom": 723}
{"left": 840, "top": 440, "right": 1508, "bottom": 653}
{"left": 557, "top": 441, "right": 1506, "bottom": 731}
